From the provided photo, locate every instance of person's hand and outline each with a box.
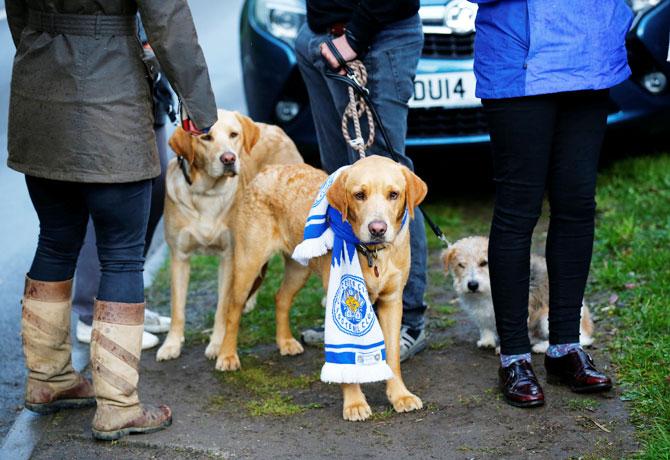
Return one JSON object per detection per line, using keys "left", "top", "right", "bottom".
{"left": 182, "top": 118, "right": 210, "bottom": 136}
{"left": 320, "top": 35, "right": 357, "bottom": 75}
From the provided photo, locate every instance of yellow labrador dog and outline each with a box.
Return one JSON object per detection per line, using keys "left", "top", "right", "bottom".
{"left": 215, "top": 156, "right": 427, "bottom": 421}
{"left": 156, "top": 109, "right": 303, "bottom": 362}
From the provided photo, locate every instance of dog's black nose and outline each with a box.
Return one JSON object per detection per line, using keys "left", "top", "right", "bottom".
{"left": 220, "top": 152, "right": 236, "bottom": 165}
{"left": 368, "top": 221, "right": 387, "bottom": 238}
{"left": 467, "top": 280, "right": 479, "bottom": 292}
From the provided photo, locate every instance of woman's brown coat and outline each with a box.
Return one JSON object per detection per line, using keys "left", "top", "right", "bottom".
{"left": 5, "top": 0, "right": 217, "bottom": 183}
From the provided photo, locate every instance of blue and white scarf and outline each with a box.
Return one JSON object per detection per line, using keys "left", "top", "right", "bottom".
{"left": 292, "top": 166, "right": 394, "bottom": 384}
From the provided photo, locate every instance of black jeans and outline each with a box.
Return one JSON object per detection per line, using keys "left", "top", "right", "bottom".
{"left": 26, "top": 176, "right": 152, "bottom": 304}
{"left": 483, "top": 90, "right": 609, "bottom": 355}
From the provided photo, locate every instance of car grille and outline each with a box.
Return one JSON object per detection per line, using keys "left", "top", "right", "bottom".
{"left": 407, "top": 106, "right": 488, "bottom": 138}
{"left": 422, "top": 32, "right": 475, "bottom": 59}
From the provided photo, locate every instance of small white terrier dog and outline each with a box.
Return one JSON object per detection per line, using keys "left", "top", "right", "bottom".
{"left": 442, "top": 236, "right": 594, "bottom": 354}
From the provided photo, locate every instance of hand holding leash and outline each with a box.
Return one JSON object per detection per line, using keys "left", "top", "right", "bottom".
{"left": 320, "top": 35, "right": 357, "bottom": 75}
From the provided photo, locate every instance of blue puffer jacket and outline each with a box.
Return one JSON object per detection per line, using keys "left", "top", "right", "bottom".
{"left": 471, "top": 0, "right": 634, "bottom": 99}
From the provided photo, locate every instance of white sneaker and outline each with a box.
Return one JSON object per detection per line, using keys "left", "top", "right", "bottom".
{"left": 143, "top": 309, "right": 171, "bottom": 334}
{"left": 76, "top": 320, "right": 160, "bottom": 350}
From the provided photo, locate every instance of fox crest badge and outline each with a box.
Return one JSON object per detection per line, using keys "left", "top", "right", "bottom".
{"left": 333, "top": 275, "right": 375, "bottom": 337}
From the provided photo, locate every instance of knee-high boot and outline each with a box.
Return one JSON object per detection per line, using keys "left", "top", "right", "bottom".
{"left": 90, "top": 300, "right": 171, "bottom": 441}
{"left": 22, "top": 276, "right": 95, "bottom": 414}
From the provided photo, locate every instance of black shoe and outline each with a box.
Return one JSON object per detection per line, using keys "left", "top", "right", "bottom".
{"left": 545, "top": 349, "right": 613, "bottom": 393}
{"left": 499, "top": 360, "right": 545, "bottom": 408}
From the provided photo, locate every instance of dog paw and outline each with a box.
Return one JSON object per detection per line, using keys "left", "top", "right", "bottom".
{"left": 580, "top": 335, "right": 594, "bottom": 347}
{"left": 531, "top": 340, "right": 549, "bottom": 354}
{"left": 205, "top": 340, "right": 222, "bottom": 360}
{"left": 391, "top": 393, "right": 423, "bottom": 413}
{"left": 278, "top": 338, "right": 304, "bottom": 356}
{"left": 215, "top": 353, "right": 241, "bottom": 372}
{"left": 156, "top": 340, "right": 182, "bottom": 362}
{"left": 477, "top": 338, "right": 497, "bottom": 349}
{"left": 342, "top": 401, "right": 372, "bottom": 421}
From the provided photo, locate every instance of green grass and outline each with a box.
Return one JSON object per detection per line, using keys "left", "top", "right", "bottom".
{"left": 211, "top": 356, "right": 320, "bottom": 416}
{"left": 238, "top": 255, "right": 325, "bottom": 348}
{"left": 589, "top": 154, "right": 670, "bottom": 459}
{"left": 421, "top": 198, "right": 491, "bottom": 250}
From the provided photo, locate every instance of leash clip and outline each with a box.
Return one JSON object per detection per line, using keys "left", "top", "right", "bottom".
{"left": 347, "top": 73, "right": 369, "bottom": 95}
{"left": 438, "top": 234, "right": 451, "bottom": 248}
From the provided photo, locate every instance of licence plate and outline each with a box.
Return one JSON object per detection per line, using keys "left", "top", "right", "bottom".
{"left": 409, "top": 72, "right": 480, "bottom": 109}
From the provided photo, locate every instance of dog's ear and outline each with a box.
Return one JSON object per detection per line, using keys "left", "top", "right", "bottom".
{"left": 441, "top": 247, "right": 455, "bottom": 272}
{"left": 401, "top": 167, "right": 428, "bottom": 218}
{"left": 235, "top": 112, "right": 261, "bottom": 154}
{"left": 326, "top": 170, "right": 349, "bottom": 222}
{"left": 168, "top": 127, "right": 195, "bottom": 164}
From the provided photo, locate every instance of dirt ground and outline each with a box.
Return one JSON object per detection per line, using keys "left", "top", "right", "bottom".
{"left": 31, "top": 245, "right": 638, "bottom": 460}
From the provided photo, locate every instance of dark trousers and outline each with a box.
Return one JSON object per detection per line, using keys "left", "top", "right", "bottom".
{"left": 73, "top": 125, "right": 168, "bottom": 324}
{"left": 483, "top": 90, "right": 609, "bottom": 355}
{"left": 26, "top": 176, "right": 152, "bottom": 304}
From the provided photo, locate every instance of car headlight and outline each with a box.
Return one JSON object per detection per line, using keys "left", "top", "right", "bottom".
{"left": 254, "top": 0, "right": 306, "bottom": 47}
{"left": 627, "top": 0, "right": 662, "bottom": 12}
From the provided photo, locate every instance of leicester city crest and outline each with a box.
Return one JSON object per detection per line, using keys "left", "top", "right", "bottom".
{"left": 333, "top": 275, "right": 375, "bottom": 336}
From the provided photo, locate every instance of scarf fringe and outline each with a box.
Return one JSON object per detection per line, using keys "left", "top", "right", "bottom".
{"left": 320, "top": 362, "right": 394, "bottom": 384}
{"left": 292, "top": 230, "right": 334, "bottom": 266}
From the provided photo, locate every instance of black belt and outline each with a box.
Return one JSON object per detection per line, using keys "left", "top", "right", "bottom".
{"left": 28, "top": 10, "right": 136, "bottom": 38}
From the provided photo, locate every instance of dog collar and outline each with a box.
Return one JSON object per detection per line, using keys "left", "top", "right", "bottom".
{"left": 356, "top": 243, "right": 387, "bottom": 269}
{"left": 177, "top": 155, "right": 193, "bottom": 186}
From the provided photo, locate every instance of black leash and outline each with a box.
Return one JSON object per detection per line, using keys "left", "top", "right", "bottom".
{"left": 324, "top": 40, "right": 451, "bottom": 247}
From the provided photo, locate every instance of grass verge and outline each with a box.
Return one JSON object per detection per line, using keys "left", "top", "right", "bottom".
{"left": 588, "top": 154, "right": 670, "bottom": 459}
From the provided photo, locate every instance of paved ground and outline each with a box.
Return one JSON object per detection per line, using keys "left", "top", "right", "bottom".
{"left": 0, "top": 2, "right": 39, "bottom": 437}
{"left": 0, "top": 0, "right": 245, "bottom": 440}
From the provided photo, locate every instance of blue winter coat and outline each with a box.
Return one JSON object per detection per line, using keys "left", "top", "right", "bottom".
{"left": 471, "top": 0, "right": 634, "bottom": 99}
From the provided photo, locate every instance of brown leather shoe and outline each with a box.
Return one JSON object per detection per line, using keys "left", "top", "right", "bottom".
{"left": 499, "top": 360, "right": 545, "bottom": 408}
{"left": 545, "top": 348, "right": 612, "bottom": 393}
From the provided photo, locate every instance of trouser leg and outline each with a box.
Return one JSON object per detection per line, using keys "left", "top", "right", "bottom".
{"left": 545, "top": 90, "right": 609, "bottom": 345}
{"left": 483, "top": 96, "right": 557, "bottom": 355}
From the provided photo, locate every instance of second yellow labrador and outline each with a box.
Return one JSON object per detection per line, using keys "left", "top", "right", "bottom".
{"left": 215, "top": 156, "right": 428, "bottom": 421}
{"left": 156, "top": 109, "right": 302, "bottom": 362}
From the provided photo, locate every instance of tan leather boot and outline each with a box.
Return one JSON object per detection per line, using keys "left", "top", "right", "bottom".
{"left": 91, "top": 300, "right": 171, "bottom": 441}
{"left": 22, "top": 276, "right": 95, "bottom": 414}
